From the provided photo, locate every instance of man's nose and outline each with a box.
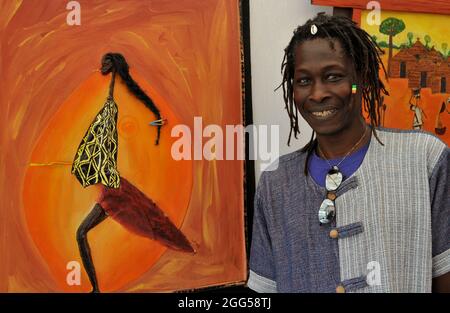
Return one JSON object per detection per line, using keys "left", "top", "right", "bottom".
{"left": 308, "top": 81, "right": 329, "bottom": 103}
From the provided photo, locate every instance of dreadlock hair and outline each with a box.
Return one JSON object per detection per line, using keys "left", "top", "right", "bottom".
{"left": 280, "top": 13, "right": 389, "bottom": 175}
{"left": 101, "top": 52, "right": 162, "bottom": 145}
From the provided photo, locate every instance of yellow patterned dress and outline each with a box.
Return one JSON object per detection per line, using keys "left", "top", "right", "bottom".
{"left": 72, "top": 93, "right": 120, "bottom": 188}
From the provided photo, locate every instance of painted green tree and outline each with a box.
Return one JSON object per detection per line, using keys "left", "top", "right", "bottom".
{"left": 379, "top": 17, "right": 406, "bottom": 77}
{"left": 407, "top": 32, "right": 414, "bottom": 47}
{"left": 442, "top": 43, "right": 448, "bottom": 56}
{"left": 424, "top": 35, "right": 431, "bottom": 49}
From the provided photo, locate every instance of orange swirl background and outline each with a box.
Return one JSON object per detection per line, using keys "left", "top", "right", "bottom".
{"left": 0, "top": 0, "right": 245, "bottom": 292}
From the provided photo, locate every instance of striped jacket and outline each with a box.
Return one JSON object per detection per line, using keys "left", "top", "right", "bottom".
{"left": 248, "top": 127, "right": 449, "bottom": 292}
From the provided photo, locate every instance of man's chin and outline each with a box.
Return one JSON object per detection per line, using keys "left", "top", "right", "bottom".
{"left": 310, "top": 123, "right": 344, "bottom": 137}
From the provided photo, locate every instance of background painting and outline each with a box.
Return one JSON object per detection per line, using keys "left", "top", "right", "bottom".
{"left": 0, "top": 0, "right": 246, "bottom": 292}
{"left": 361, "top": 10, "right": 450, "bottom": 144}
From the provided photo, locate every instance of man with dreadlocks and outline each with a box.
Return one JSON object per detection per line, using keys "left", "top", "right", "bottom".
{"left": 248, "top": 13, "right": 449, "bottom": 293}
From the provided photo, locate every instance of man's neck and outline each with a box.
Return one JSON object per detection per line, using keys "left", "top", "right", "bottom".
{"left": 316, "top": 121, "right": 370, "bottom": 160}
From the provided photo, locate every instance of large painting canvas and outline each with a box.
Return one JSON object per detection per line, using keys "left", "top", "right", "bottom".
{"left": 0, "top": 0, "right": 246, "bottom": 292}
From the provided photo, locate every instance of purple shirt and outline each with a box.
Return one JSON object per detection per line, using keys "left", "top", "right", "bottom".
{"left": 309, "top": 138, "right": 371, "bottom": 188}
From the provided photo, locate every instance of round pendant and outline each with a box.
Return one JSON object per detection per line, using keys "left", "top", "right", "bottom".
{"left": 318, "top": 199, "right": 335, "bottom": 224}
{"left": 325, "top": 166, "right": 343, "bottom": 191}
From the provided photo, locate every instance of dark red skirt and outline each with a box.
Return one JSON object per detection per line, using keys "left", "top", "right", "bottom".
{"left": 97, "top": 176, "right": 194, "bottom": 253}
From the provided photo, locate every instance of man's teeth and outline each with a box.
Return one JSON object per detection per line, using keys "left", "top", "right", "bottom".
{"left": 312, "top": 109, "right": 336, "bottom": 117}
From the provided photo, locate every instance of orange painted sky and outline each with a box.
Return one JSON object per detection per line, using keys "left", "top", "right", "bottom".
{"left": 0, "top": 0, "right": 245, "bottom": 292}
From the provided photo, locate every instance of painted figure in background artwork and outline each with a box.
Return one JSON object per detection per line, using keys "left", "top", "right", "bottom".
{"left": 73, "top": 53, "right": 194, "bottom": 293}
{"left": 435, "top": 97, "right": 450, "bottom": 135}
{"left": 409, "top": 88, "right": 427, "bottom": 130}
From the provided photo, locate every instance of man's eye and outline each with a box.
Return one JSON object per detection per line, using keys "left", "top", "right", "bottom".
{"left": 326, "top": 74, "right": 343, "bottom": 82}
{"left": 296, "top": 78, "right": 310, "bottom": 86}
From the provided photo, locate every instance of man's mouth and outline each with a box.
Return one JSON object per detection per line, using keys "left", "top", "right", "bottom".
{"left": 310, "top": 109, "right": 338, "bottom": 118}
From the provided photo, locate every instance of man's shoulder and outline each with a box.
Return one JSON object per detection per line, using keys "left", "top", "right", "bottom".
{"left": 374, "top": 127, "right": 448, "bottom": 175}
{"left": 375, "top": 127, "right": 447, "bottom": 154}
{"left": 376, "top": 127, "right": 445, "bottom": 146}
{"left": 259, "top": 149, "right": 308, "bottom": 184}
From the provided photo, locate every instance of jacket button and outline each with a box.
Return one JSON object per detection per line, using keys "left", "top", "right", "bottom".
{"left": 329, "top": 229, "right": 339, "bottom": 239}
{"left": 336, "top": 285, "right": 346, "bottom": 293}
{"left": 327, "top": 192, "right": 337, "bottom": 201}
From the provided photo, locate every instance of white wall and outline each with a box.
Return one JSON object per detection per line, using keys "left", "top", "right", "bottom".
{"left": 250, "top": 0, "right": 332, "bottom": 182}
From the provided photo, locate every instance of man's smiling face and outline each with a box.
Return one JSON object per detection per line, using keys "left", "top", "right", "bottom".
{"left": 293, "top": 38, "right": 362, "bottom": 136}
